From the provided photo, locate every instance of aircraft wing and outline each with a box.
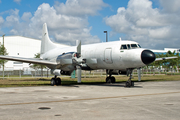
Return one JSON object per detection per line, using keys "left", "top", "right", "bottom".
{"left": 0, "top": 55, "right": 57, "bottom": 66}
{"left": 155, "top": 56, "right": 178, "bottom": 61}
{"left": 150, "top": 49, "right": 178, "bottom": 62}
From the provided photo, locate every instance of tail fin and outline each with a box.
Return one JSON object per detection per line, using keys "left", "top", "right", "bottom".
{"left": 41, "top": 23, "right": 57, "bottom": 55}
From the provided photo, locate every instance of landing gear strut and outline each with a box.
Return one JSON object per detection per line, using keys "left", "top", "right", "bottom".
{"left": 125, "top": 69, "right": 134, "bottom": 87}
{"left": 51, "top": 75, "right": 61, "bottom": 86}
{"left": 106, "top": 70, "right": 116, "bottom": 83}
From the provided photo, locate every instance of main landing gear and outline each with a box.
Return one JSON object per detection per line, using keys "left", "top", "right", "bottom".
{"left": 105, "top": 69, "right": 134, "bottom": 87}
{"left": 51, "top": 75, "right": 61, "bottom": 86}
{"left": 106, "top": 70, "right": 116, "bottom": 83}
{"left": 125, "top": 69, "right": 134, "bottom": 87}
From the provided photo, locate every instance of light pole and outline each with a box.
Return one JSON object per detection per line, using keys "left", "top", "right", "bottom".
{"left": 2, "top": 34, "right": 5, "bottom": 79}
{"left": 104, "top": 31, "right": 108, "bottom": 42}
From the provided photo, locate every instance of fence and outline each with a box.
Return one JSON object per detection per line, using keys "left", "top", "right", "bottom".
{"left": 0, "top": 66, "right": 179, "bottom": 78}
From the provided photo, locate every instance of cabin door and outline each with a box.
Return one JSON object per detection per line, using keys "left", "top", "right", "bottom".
{"left": 104, "top": 48, "right": 113, "bottom": 64}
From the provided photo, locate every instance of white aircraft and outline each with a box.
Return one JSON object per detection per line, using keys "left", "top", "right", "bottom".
{"left": 0, "top": 23, "right": 177, "bottom": 87}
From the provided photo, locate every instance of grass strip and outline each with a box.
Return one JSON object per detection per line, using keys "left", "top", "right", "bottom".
{"left": 0, "top": 75, "right": 180, "bottom": 87}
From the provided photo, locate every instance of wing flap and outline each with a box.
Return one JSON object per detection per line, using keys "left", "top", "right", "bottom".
{"left": 0, "top": 55, "right": 57, "bottom": 66}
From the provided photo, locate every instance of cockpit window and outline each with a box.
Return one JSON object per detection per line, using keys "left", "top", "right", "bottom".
{"left": 131, "top": 44, "right": 138, "bottom": 48}
{"left": 127, "top": 44, "right": 131, "bottom": 49}
{"left": 120, "top": 45, "right": 127, "bottom": 50}
{"left": 120, "top": 44, "right": 141, "bottom": 50}
{"left": 138, "top": 44, "right": 141, "bottom": 48}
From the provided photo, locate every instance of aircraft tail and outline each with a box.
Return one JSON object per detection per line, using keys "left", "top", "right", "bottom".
{"left": 41, "top": 23, "right": 57, "bottom": 55}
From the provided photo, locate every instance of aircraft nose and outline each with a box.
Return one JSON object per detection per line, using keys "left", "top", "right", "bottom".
{"left": 141, "top": 50, "right": 156, "bottom": 65}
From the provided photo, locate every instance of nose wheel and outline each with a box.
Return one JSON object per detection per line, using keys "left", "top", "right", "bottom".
{"left": 125, "top": 79, "right": 134, "bottom": 87}
{"left": 125, "top": 69, "right": 134, "bottom": 87}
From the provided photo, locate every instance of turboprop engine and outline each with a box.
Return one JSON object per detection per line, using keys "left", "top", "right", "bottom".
{"left": 56, "top": 52, "right": 76, "bottom": 72}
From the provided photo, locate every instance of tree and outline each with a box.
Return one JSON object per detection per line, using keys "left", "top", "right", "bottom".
{"left": 30, "top": 53, "right": 47, "bottom": 77}
{"left": 0, "top": 43, "right": 8, "bottom": 67}
{"left": 150, "top": 50, "right": 179, "bottom": 71}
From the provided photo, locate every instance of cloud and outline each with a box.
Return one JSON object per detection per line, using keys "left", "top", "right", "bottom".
{"left": 0, "top": 16, "right": 4, "bottom": 34}
{"left": 13, "top": 0, "right": 21, "bottom": 4}
{"left": 54, "top": 0, "right": 108, "bottom": 17}
{"left": 105, "top": 0, "right": 180, "bottom": 49}
{"left": 21, "top": 12, "right": 32, "bottom": 22}
{"left": 159, "top": 0, "right": 180, "bottom": 13}
{"left": 5, "top": 9, "right": 20, "bottom": 27}
{"left": 31, "top": 3, "right": 88, "bottom": 31}
{"left": 1, "top": 1, "right": 106, "bottom": 45}
{"left": 0, "top": 16, "right": 4, "bottom": 25}
{"left": 28, "top": 3, "right": 92, "bottom": 44}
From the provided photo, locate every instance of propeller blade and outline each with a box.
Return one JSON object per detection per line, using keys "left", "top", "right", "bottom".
{"left": 76, "top": 40, "right": 81, "bottom": 58}
{"left": 76, "top": 40, "right": 82, "bottom": 83}
{"left": 77, "top": 65, "right": 81, "bottom": 83}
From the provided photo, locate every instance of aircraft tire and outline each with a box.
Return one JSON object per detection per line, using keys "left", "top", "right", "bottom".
{"left": 106, "top": 77, "right": 112, "bottom": 83}
{"left": 111, "top": 76, "right": 116, "bottom": 83}
{"left": 125, "top": 81, "right": 131, "bottom": 87}
{"left": 51, "top": 78, "right": 56, "bottom": 86}
{"left": 56, "top": 78, "right": 61, "bottom": 85}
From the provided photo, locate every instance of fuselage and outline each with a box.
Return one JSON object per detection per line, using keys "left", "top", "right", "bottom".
{"left": 41, "top": 40, "right": 155, "bottom": 72}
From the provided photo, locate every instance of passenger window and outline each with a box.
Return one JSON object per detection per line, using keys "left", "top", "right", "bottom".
{"left": 127, "top": 44, "right": 131, "bottom": 49}
{"left": 120, "top": 45, "right": 127, "bottom": 50}
{"left": 131, "top": 44, "right": 138, "bottom": 48}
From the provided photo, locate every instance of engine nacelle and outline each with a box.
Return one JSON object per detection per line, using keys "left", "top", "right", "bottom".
{"left": 56, "top": 52, "right": 74, "bottom": 65}
{"left": 118, "top": 71, "right": 127, "bottom": 75}
{"left": 60, "top": 70, "right": 72, "bottom": 75}
{"left": 51, "top": 69, "right": 61, "bottom": 76}
{"left": 106, "top": 69, "right": 127, "bottom": 75}
{"left": 111, "top": 70, "right": 119, "bottom": 75}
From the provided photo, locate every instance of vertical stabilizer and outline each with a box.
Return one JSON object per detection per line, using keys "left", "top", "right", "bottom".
{"left": 41, "top": 23, "right": 57, "bottom": 55}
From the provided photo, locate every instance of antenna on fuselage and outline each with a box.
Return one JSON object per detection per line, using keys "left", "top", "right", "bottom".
{"left": 119, "top": 37, "right": 122, "bottom": 41}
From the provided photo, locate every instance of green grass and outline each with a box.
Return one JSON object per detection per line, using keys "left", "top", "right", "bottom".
{"left": 0, "top": 75, "right": 180, "bottom": 87}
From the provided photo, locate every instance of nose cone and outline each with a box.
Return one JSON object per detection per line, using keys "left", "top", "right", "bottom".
{"left": 141, "top": 50, "right": 156, "bottom": 65}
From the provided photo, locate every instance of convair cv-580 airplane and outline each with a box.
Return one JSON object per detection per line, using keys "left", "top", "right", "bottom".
{"left": 0, "top": 23, "right": 177, "bottom": 87}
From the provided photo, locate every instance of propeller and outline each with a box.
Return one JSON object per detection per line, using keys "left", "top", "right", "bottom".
{"left": 72, "top": 40, "right": 83, "bottom": 83}
{"left": 76, "top": 40, "right": 81, "bottom": 83}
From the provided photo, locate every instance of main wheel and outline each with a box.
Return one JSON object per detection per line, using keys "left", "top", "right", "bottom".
{"left": 106, "top": 77, "right": 112, "bottom": 83}
{"left": 111, "top": 76, "right": 116, "bottom": 83}
{"left": 56, "top": 78, "right": 61, "bottom": 85}
{"left": 51, "top": 78, "right": 56, "bottom": 86}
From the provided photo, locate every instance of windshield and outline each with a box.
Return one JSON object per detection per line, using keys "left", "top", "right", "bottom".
{"left": 131, "top": 44, "right": 138, "bottom": 48}
{"left": 120, "top": 44, "right": 141, "bottom": 50}
{"left": 120, "top": 45, "right": 127, "bottom": 50}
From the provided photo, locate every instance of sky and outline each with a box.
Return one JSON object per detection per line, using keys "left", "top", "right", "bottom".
{"left": 0, "top": 0, "right": 180, "bottom": 49}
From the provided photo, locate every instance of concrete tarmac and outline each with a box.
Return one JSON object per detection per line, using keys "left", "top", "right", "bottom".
{"left": 0, "top": 81, "right": 180, "bottom": 120}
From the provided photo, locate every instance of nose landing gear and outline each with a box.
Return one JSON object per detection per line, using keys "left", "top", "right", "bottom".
{"left": 125, "top": 69, "right": 134, "bottom": 87}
